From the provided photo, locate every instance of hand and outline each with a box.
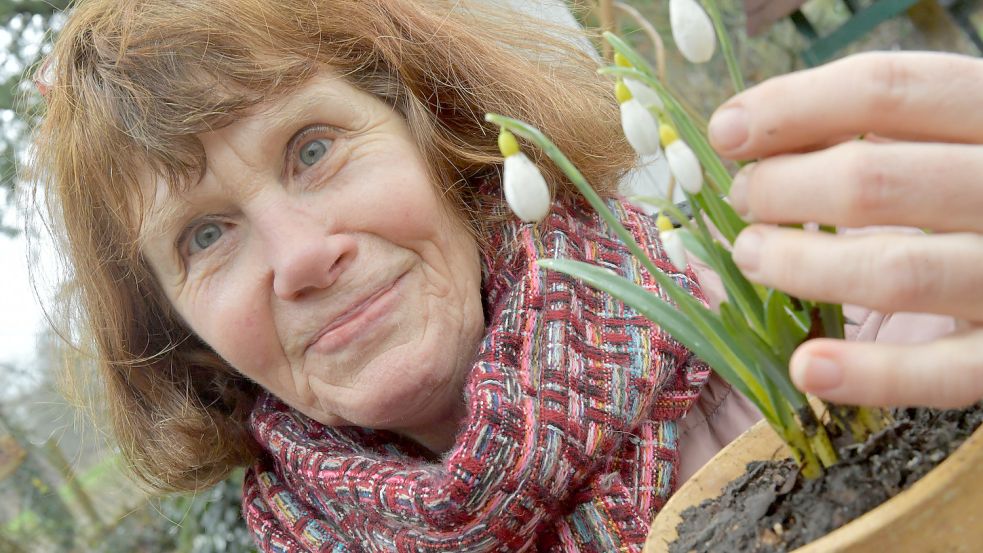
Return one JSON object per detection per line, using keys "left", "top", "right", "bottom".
{"left": 708, "top": 51, "right": 983, "bottom": 409}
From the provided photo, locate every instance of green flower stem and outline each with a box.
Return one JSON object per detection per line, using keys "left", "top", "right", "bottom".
{"left": 797, "top": 405, "right": 839, "bottom": 468}
{"left": 826, "top": 403, "right": 871, "bottom": 443}
{"left": 775, "top": 400, "right": 823, "bottom": 479}
{"left": 859, "top": 406, "right": 889, "bottom": 434}
{"left": 817, "top": 225, "right": 846, "bottom": 340}
{"left": 628, "top": 195, "right": 696, "bottom": 232}
{"left": 703, "top": 0, "right": 745, "bottom": 93}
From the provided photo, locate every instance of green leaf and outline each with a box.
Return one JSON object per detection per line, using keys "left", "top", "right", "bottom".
{"left": 539, "top": 258, "right": 776, "bottom": 419}
{"left": 676, "top": 229, "right": 711, "bottom": 266}
{"left": 764, "top": 289, "right": 809, "bottom": 360}
{"left": 677, "top": 227, "right": 765, "bottom": 337}
{"left": 688, "top": 188, "right": 747, "bottom": 246}
{"left": 819, "top": 303, "right": 846, "bottom": 340}
{"left": 703, "top": 0, "right": 745, "bottom": 93}
{"left": 719, "top": 300, "right": 808, "bottom": 408}
{"left": 627, "top": 195, "right": 695, "bottom": 232}
{"left": 541, "top": 257, "right": 781, "bottom": 423}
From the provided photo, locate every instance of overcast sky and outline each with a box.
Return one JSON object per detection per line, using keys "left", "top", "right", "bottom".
{"left": 1, "top": 17, "right": 51, "bottom": 395}
{"left": 0, "top": 197, "right": 45, "bottom": 383}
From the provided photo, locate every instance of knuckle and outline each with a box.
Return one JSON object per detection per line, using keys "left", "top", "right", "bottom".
{"left": 871, "top": 243, "right": 934, "bottom": 309}
{"left": 838, "top": 143, "right": 892, "bottom": 220}
{"left": 860, "top": 54, "right": 912, "bottom": 114}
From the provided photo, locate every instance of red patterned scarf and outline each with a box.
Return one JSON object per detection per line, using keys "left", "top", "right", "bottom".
{"left": 242, "top": 198, "right": 710, "bottom": 552}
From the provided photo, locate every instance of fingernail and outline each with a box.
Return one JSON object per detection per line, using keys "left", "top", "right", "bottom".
{"left": 727, "top": 164, "right": 754, "bottom": 220}
{"left": 791, "top": 355, "right": 844, "bottom": 392}
{"left": 732, "top": 228, "right": 763, "bottom": 276}
{"left": 708, "top": 106, "right": 749, "bottom": 152}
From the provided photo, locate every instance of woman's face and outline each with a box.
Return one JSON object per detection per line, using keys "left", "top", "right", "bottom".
{"left": 141, "top": 73, "right": 485, "bottom": 451}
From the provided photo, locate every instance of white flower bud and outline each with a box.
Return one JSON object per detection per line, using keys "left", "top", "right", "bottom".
{"left": 503, "top": 152, "right": 551, "bottom": 223}
{"left": 620, "top": 98, "right": 662, "bottom": 157}
{"left": 624, "top": 79, "right": 664, "bottom": 111}
{"left": 665, "top": 139, "right": 703, "bottom": 194}
{"left": 670, "top": 0, "right": 716, "bottom": 64}
{"left": 660, "top": 229, "right": 688, "bottom": 270}
{"left": 619, "top": 154, "right": 675, "bottom": 215}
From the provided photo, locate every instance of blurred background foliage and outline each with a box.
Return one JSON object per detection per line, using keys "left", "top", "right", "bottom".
{"left": 1, "top": 0, "right": 70, "bottom": 237}
{"left": 0, "top": 0, "right": 980, "bottom": 551}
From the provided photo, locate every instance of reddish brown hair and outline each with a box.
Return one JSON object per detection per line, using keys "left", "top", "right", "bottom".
{"left": 33, "top": 0, "right": 635, "bottom": 492}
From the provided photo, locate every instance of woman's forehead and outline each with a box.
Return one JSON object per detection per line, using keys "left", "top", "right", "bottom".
{"left": 237, "top": 71, "right": 368, "bottom": 130}
{"left": 136, "top": 72, "right": 380, "bottom": 246}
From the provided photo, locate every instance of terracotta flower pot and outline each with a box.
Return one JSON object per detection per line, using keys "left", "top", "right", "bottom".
{"left": 645, "top": 418, "right": 983, "bottom": 552}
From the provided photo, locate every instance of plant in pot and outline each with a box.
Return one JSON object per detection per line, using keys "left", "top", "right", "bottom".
{"left": 486, "top": 1, "right": 983, "bottom": 550}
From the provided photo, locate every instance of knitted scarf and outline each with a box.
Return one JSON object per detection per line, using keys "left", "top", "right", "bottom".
{"left": 242, "top": 199, "right": 710, "bottom": 552}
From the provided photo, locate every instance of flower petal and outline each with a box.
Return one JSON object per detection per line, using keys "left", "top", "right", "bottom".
{"left": 666, "top": 140, "right": 703, "bottom": 194}
{"left": 503, "top": 153, "right": 551, "bottom": 223}
{"left": 660, "top": 229, "right": 688, "bottom": 270}
{"left": 621, "top": 99, "right": 662, "bottom": 157}
{"left": 624, "top": 78, "right": 665, "bottom": 111}
{"left": 670, "top": 0, "right": 716, "bottom": 64}
{"left": 619, "top": 154, "right": 675, "bottom": 215}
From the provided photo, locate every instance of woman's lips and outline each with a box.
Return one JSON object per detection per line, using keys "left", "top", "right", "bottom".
{"left": 307, "top": 273, "right": 405, "bottom": 354}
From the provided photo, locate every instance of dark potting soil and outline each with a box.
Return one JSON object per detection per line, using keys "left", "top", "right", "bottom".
{"left": 669, "top": 404, "right": 983, "bottom": 553}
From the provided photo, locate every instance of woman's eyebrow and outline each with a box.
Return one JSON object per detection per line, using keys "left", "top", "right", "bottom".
{"left": 138, "top": 194, "right": 193, "bottom": 249}
{"left": 260, "top": 86, "right": 337, "bottom": 131}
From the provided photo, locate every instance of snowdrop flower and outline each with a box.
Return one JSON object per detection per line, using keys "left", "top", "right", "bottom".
{"left": 499, "top": 129, "right": 551, "bottom": 223}
{"left": 619, "top": 154, "right": 675, "bottom": 216}
{"left": 617, "top": 80, "right": 661, "bottom": 157}
{"left": 670, "top": 0, "right": 716, "bottom": 64}
{"left": 661, "top": 124, "right": 703, "bottom": 195}
{"left": 656, "top": 214, "right": 687, "bottom": 270}
{"left": 614, "top": 53, "right": 664, "bottom": 111}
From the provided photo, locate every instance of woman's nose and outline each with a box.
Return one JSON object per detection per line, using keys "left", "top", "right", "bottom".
{"left": 260, "top": 210, "right": 358, "bottom": 301}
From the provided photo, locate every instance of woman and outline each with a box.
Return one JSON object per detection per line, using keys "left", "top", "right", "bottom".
{"left": 36, "top": 0, "right": 733, "bottom": 550}
{"left": 32, "top": 0, "right": 974, "bottom": 551}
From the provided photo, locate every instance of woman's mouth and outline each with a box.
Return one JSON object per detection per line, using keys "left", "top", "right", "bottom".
{"left": 306, "top": 273, "right": 405, "bottom": 354}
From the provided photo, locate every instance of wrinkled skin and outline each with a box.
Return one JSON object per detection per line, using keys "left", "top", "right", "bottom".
{"left": 142, "top": 72, "right": 485, "bottom": 452}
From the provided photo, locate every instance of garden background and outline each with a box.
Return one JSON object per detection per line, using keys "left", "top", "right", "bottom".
{"left": 1, "top": 1, "right": 980, "bottom": 551}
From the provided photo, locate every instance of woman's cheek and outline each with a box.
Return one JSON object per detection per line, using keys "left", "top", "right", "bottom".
{"left": 178, "top": 256, "right": 269, "bottom": 366}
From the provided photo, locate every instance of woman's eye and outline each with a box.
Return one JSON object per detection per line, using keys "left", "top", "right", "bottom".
{"left": 190, "top": 222, "right": 224, "bottom": 253}
{"left": 296, "top": 138, "right": 332, "bottom": 169}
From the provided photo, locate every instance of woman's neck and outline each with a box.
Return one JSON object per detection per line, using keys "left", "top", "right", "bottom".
{"left": 401, "top": 397, "right": 468, "bottom": 457}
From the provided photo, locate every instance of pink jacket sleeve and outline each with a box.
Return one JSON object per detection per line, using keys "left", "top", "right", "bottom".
{"left": 675, "top": 257, "right": 956, "bottom": 483}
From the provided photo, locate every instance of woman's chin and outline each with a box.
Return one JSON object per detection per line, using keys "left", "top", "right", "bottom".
{"left": 309, "top": 355, "right": 467, "bottom": 440}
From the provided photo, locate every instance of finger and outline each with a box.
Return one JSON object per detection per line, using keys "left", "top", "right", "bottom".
{"left": 708, "top": 52, "right": 983, "bottom": 159}
{"left": 732, "top": 226, "right": 983, "bottom": 321}
{"left": 727, "top": 141, "right": 983, "bottom": 233}
{"left": 790, "top": 329, "right": 983, "bottom": 408}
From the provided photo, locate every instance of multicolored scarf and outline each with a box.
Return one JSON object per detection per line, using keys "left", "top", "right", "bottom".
{"left": 242, "top": 198, "right": 710, "bottom": 552}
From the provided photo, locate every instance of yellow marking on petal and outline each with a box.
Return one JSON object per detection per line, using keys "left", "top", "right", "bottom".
{"left": 498, "top": 129, "right": 520, "bottom": 157}
{"left": 615, "top": 80, "right": 633, "bottom": 104}
{"left": 655, "top": 214, "right": 674, "bottom": 232}
{"left": 660, "top": 124, "right": 679, "bottom": 146}
{"left": 614, "top": 53, "right": 632, "bottom": 68}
